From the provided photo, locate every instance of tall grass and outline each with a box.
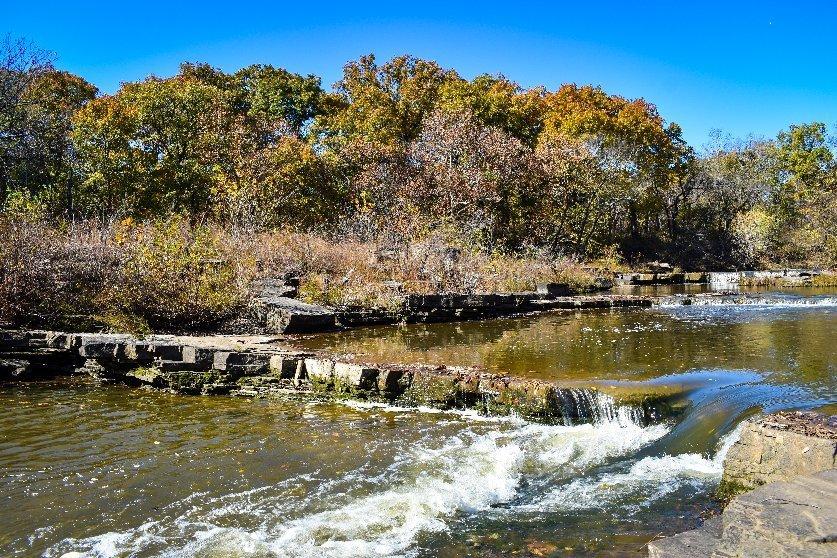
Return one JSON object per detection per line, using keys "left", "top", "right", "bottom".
{"left": 0, "top": 215, "right": 600, "bottom": 332}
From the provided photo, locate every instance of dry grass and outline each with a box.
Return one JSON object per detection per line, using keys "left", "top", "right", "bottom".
{"left": 226, "top": 229, "right": 599, "bottom": 308}
{"left": 1, "top": 216, "right": 600, "bottom": 331}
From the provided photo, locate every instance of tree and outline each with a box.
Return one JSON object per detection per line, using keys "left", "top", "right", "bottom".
{"left": 315, "top": 54, "right": 457, "bottom": 149}
{"left": 437, "top": 74, "right": 545, "bottom": 146}
{"left": 72, "top": 75, "right": 236, "bottom": 217}
{"left": 539, "top": 84, "right": 694, "bottom": 262}
{"left": 767, "top": 123, "right": 836, "bottom": 265}
{"left": 406, "top": 108, "right": 543, "bottom": 248}
{"left": 234, "top": 64, "right": 323, "bottom": 139}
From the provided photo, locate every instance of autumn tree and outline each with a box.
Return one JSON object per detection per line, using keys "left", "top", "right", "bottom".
{"left": 437, "top": 74, "right": 545, "bottom": 146}
{"left": 316, "top": 54, "right": 457, "bottom": 149}
{"left": 0, "top": 37, "right": 96, "bottom": 213}
{"left": 72, "top": 75, "right": 235, "bottom": 218}
{"left": 406, "top": 108, "right": 543, "bottom": 248}
{"left": 538, "top": 84, "right": 694, "bottom": 261}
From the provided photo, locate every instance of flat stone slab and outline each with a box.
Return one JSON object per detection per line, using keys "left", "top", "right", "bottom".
{"left": 715, "top": 469, "right": 837, "bottom": 557}
{"left": 649, "top": 470, "right": 837, "bottom": 558}
{"left": 648, "top": 517, "right": 722, "bottom": 558}
{"left": 255, "top": 296, "right": 336, "bottom": 333}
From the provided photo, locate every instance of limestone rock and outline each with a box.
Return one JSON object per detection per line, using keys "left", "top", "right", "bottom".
{"left": 720, "top": 411, "right": 837, "bottom": 498}
{"left": 536, "top": 282, "right": 570, "bottom": 296}
{"left": 647, "top": 517, "right": 722, "bottom": 558}
{"left": 256, "top": 296, "right": 336, "bottom": 333}
{"left": 714, "top": 469, "right": 837, "bottom": 557}
{"left": 649, "top": 470, "right": 837, "bottom": 558}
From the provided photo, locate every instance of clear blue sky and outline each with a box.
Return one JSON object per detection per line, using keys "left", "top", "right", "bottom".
{"left": 5, "top": 1, "right": 837, "bottom": 147}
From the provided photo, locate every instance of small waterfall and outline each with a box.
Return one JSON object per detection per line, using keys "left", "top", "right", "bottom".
{"left": 708, "top": 271, "right": 742, "bottom": 286}
{"left": 556, "top": 388, "right": 646, "bottom": 426}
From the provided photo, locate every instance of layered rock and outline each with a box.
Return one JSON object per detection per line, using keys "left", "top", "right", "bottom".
{"left": 254, "top": 290, "right": 657, "bottom": 332}
{"left": 719, "top": 411, "right": 837, "bottom": 498}
{"left": 648, "top": 411, "right": 837, "bottom": 558}
{"left": 648, "top": 469, "right": 837, "bottom": 558}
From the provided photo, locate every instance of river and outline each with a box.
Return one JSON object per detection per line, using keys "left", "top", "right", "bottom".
{"left": 2, "top": 287, "right": 835, "bottom": 557}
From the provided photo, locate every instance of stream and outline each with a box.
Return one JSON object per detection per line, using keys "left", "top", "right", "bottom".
{"left": 1, "top": 287, "right": 835, "bottom": 557}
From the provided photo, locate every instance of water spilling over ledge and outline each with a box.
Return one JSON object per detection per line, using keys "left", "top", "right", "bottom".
{"left": 2, "top": 288, "right": 835, "bottom": 557}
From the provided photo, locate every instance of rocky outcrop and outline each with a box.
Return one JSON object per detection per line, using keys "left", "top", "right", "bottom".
{"left": 0, "top": 330, "right": 685, "bottom": 425}
{"left": 252, "top": 296, "right": 337, "bottom": 333}
{"left": 648, "top": 469, "right": 837, "bottom": 558}
{"left": 239, "top": 286, "right": 664, "bottom": 333}
{"left": 648, "top": 411, "right": 837, "bottom": 558}
{"left": 339, "top": 292, "right": 654, "bottom": 328}
{"left": 719, "top": 411, "right": 837, "bottom": 498}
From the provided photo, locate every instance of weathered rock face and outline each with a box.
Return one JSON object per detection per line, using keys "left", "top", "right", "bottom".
{"left": 715, "top": 469, "right": 837, "bottom": 557}
{"left": 649, "top": 411, "right": 837, "bottom": 558}
{"left": 719, "top": 411, "right": 837, "bottom": 498}
{"left": 649, "top": 470, "right": 837, "bottom": 558}
{"left": 251, "top": 296, "right": 337, "bottom": 333}
{"left": 0, "top": 331, "right": 80, "bottom": 379}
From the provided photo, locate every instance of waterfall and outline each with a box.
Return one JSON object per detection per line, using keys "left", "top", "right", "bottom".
{"left": 556, "top": 388, "right": 646, "bottom": 426}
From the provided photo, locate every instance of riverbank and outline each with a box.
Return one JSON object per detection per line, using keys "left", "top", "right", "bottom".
{"left": 648, "top": 411, "right": 837, "bottom": 558}
{"left": 3, "top": 290, "right": 835, "bottom": 557}
{"left": 3, "top": 289, "right": 833, "bottom": 422}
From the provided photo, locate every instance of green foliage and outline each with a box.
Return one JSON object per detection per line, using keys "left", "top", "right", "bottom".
{"left": 72, "top": 76, "right": 235, "bottom": 217}
{"left": 104, "top": 217, "right": 249, "bottom": 331}
{"left": 315, "top": 54, "right": 456, "bottom": 148}
{"left": 0, "top": 40, "right": 97, "bottom": 215}
{"left": 1, "top": 38, "right": 835, "bottom": 270}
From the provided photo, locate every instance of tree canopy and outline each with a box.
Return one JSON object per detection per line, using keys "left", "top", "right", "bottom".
{"left": 2, "top": 38, "right": 835, "bottom": 268}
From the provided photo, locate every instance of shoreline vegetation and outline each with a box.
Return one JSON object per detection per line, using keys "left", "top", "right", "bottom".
{"left": 1, "top": 36, "right": 836, "bottom": 335}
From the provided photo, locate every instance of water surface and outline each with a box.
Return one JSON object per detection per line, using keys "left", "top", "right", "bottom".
{"left": 1, "top": 289, "right": 834, "bottom": 557}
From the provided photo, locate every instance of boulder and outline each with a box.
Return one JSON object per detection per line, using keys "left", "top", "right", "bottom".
{"left": 719, "top": 411, "right": 837, "bottom": 498}
{"left": 333, "top": 362, "right": 379, "bottom": 393}
{"left": 257, "top": 296, "right": 336, "bottom": 333}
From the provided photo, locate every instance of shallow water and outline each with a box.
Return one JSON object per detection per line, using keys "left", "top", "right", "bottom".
{"left": 1, "top": 288, "right": 835, "bottom": 557}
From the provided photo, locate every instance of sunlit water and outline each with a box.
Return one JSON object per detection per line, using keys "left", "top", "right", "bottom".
{"left": 1, "top": 288, "right": 835, "bottom": 557}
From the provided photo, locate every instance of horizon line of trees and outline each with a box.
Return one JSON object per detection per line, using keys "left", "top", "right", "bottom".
{"left": 1, "top": 35, "right": 835, "bottom": 269}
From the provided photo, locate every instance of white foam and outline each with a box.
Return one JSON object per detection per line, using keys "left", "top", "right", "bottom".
{"left": 657, "top": 296, "right": 837, "bottom": 309}
{"left": 519, "top": 423, "right": 744, "bottom": 512}
{"left": 51, "top": 409, "right": 669, "bottom": 558}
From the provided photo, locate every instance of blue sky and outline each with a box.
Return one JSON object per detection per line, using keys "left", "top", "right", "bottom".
{"left": 5, "top": 1, "right": 836, "bottom": 148}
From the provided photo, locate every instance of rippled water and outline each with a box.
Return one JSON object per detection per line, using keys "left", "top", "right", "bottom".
{"left": 1, "top": 288, "right": 835, "bottom": 557}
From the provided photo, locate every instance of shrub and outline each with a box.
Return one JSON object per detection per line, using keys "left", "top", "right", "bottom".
{"left": 102, "top": 218, "right": 252, "bottom": 332}
{"left": 0, "top": 214, "right": 119, "bottom": 328}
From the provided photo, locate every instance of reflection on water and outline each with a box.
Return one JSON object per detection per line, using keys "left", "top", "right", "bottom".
{"left": 296, "top": 292, "right": 836, "bottom": 392}
{"left": 1, "top": 289, "right": 835, "bottom": 557}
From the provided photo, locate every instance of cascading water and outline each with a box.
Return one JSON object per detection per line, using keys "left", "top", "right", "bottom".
{"left": 657, "top": 294, "right": 837, "bottom": 308}
{"left": 555, "top": 388, "right": 646, "bottom": 426}
{"left": 44, "top": 395, "right": 673, "bottom": 558}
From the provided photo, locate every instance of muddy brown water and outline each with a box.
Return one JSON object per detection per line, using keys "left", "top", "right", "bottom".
{"left": 1, "top": 287, "right": 835, "bottom": 557}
